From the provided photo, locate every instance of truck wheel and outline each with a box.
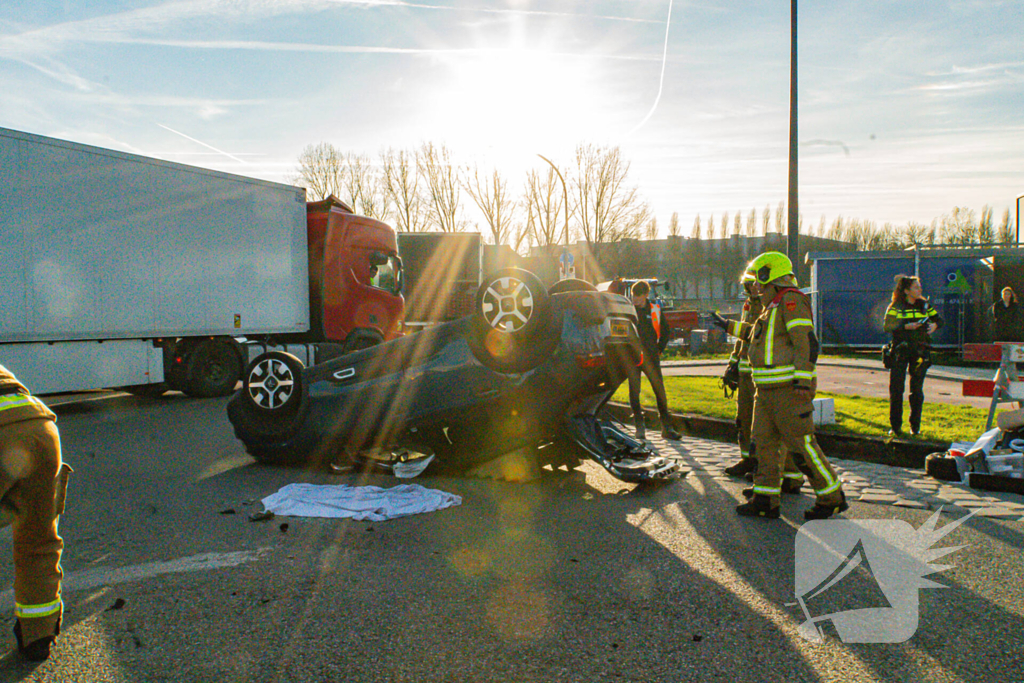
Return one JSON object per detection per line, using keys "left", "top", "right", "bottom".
{"left": 468, "top": 268, "right": 556, "bottom": 373}
{"left": 184, "top": 339, "right": 242, "bottom": 397}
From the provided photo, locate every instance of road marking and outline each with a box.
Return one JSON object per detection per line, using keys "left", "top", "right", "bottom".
{"left": 0, "top": 548, "right": 270, "bottom": 607}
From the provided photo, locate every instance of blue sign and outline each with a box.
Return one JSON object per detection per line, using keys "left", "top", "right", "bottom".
{"left": 560, "top": 250, "right": 574, "bottom": 266}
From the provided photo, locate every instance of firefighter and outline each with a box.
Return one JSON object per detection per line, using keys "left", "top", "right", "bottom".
{"left": 0, "top": 363, "right": 71, "bottom": 661}
{"left": 728, "top": 252, "right": 846, "bottom": 519}
{"left": 717, "top": 270, "right": 803, "bottom": 494}
{"left": 628, "top": 280, "right": 681, "bottom": 441}
{"left": 883, "top": 275, "right": 943, "bottom": 436}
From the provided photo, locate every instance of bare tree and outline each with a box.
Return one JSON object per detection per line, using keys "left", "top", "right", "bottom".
{"left": 524, "top": 166, "right": 568, "bottom": 247}
{"left": 381, "top": 147, "right": 427, "bottom": 232}
{"left": 902, "top": 222, "right": 928, "bottom": 246}
{"left": 940, "top": 207, "right": 977, "bottom": 245}
{"left": 746, "top": 208, "right": 757, "bottom": 237}
{"left": 998, "top": 208, "right": 1014, "bottom": 243}
{"left": 644, "top": 217, "right": 658, "bottom": 241}
{"left": 571, "top": 144, "right": 651, "bottom": 244}
{"left": 978, "top": 205, "right": 994, "bottom": 244}
{"left": 295, "top": 142, "right": 343, "bottom": 201}
{"left": 464, "top": 164, "right": 518, "bottom": 245}
{"left": 774, "top": 201, "right": 785, "bottom": 234}
{"left": 418, "top": 142, "right": 465, "bottom": 232}
{"left": 341, "top": 153, "right": 388, "bottom": 220}
{"left": 719, "top": 212, "right": 729, "bottom": 239}
{"left": 733, "top": 211, "right": 742, "bottom": 236}
{"left": 668, "top": 212, "right": 681, "bottom": 238}
{"left": 762, "top": 204, "right": 771, "bottom": 235}
{"left": 691, "top": 214, "right": 702, "bottom": 240}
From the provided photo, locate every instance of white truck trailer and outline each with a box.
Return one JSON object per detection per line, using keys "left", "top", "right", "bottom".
{"left": 0, "top": 126, "right": 311, "bottom": 396}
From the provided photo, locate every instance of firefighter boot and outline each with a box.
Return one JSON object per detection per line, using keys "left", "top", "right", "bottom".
{"left": 804, "top": 491, "right": 849, "bottom": 520}
{"left": 736, "top": 494, "right": 780, "bottom": 519}
{"left": 782, "top": 478, "right": 803, "bottom": 495}
{"left": 725, "top": 458, "right": 758, "bottom": 478}
{"left": 14, "top": 619, "right": 58, "bottom": 663}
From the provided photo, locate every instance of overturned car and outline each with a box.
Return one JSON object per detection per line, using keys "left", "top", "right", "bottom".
{"left": 227, "top": 269, "right": 682, "bottom": 483}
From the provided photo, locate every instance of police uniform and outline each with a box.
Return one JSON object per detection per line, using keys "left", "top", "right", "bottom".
{"left": 883, "top": 298, "right": 943, "bottom": 435}
{"left": 737, "top": 253, "right": 847, "bottom": 520}
{"left": 0, "top": 364, "right": 70, "bottom": 661}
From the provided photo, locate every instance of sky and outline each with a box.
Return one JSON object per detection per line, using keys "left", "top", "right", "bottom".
{"left": 2, "top": 0, "right": 1023, "bottom": 238}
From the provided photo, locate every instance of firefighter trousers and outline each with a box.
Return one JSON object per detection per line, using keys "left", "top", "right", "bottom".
{"left": 737, "top": 375, "right": 803, "bottom": 482}
{"left": 751, "top": 385, "right": 843, "bottom": 508}
{"left": 0, "top": 418, "right": 70, "bottom": 644}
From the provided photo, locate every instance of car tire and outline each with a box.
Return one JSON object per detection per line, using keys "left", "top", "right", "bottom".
{"left": 468, "top": 268, "right": 556, "bottom": 373}
{"left": 237, "top": 351, "right": 305, "bottom": 432}
{"left": 184, "top": 339, "right": 242, "bottom": 397}
{"left": 549, "top": 278, "right": 596, "bottom": 295}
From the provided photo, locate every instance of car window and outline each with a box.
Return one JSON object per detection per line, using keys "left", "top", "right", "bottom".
{"left": 370, "top": 255, "right": 402, "bottom": 295}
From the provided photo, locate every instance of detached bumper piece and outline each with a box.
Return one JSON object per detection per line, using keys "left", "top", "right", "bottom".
{"left": 564, "top": 416, "right": 684, "bottom": 483}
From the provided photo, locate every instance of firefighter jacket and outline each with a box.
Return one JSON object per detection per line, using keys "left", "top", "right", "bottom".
{"left": 0, "top": 365, "right": 56, "bottom": 428}
{"left": 884, "top": 300, "right": 943, "bottom": 348}
{"left": 728, "top": 295, "right": 763, "bottom": 376}
{"left": 746, "top": 285, "right": 818, "bottom": 390}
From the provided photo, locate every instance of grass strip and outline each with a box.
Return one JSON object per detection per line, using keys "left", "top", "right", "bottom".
{"left": 612, "top": 376, "right": 987, "bottom": 445}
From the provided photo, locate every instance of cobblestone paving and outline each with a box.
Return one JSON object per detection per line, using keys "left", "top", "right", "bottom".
{"left": 640, "top": 431, "right": 1024, "bottom": 521}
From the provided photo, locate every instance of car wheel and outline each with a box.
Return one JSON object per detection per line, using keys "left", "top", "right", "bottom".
{"left": 184, "top": 339, "right": 242, "bottom": 397}
{"left": 469, "top": 268, "right": 555, "bottom": 373}
{"left": 548, "top": 278, "right": 596, "bottom": 295}
{"left": 244, "top": 351, "right": 303, "bottom": 414}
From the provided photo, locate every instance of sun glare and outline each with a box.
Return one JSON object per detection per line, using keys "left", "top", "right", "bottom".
{"left": 426, "top": 48, "right": 616, "bottom": 172}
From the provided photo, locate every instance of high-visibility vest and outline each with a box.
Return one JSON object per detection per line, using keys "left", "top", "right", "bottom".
{"left": 651, "top": 301, "right": 662, "bottom": 341}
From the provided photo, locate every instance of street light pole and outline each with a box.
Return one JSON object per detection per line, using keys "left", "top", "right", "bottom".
{"left": 787, "top": 0, "right": 799, "bottom": 270}
{"left": 537, "top": 154, "right": 569, "bottom": 248}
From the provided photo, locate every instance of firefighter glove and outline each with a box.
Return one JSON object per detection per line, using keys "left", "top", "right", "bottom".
{"left": 711, "top": 311, "right": 730, "bottom": 332}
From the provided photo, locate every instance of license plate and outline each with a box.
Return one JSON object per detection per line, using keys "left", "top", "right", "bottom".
{"left": 610, "top": 319, "right": 629, "bottom": 337}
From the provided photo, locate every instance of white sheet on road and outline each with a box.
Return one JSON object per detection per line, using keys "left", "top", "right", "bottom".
{"left": 261, "top": 483, "right": 462, "bottom": 521}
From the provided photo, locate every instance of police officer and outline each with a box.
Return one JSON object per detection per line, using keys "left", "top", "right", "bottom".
{"left": 717, "top": 271, "right": 804, "bottom": 495}
{"left": 732, "top": 252, "right": 846, "bottom": 520}
{"left": 884, "top": 275, "right": 943, "bottom": 436}
{"left": 628, "top": 280, "right": 681, "bottom": 441}
{"left": 0, "top": 363, "right": 71, "bottom": 661}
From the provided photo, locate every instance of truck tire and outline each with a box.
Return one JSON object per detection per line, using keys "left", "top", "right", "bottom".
{"left": 184, "top": 339, "right": 242, "bottom": 397}
{"left": 468, "top": 268, "right": 556, "bottom": 373}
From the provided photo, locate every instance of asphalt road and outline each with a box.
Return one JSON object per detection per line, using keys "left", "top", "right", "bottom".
{"left": 0, "top": 392, "right": 1021, "bottom": 682}
{"left": 664, "top": 360, "right": 995, "bottom": 410}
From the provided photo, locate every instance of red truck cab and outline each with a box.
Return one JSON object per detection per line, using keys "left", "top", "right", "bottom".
{"left": 305, "top": 197, "right": 404, "bottom": 352}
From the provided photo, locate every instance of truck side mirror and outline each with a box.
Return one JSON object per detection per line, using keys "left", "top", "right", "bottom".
{"left": 369, "top": 251, "right": 389, "bottom": 267}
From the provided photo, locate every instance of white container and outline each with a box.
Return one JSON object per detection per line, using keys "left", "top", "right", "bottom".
{"left": 813, "top": 397, "right": 835, "bottom": 426}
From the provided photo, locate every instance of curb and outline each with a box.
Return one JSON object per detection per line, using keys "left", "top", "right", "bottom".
{"left": 604, "top": 402, "right": 948, "bottom": 469}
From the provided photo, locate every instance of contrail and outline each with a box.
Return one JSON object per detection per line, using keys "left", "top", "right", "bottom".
{"left": 627, "top": 0, "right": 674, "bottom": 137}
{"left": 157, "top": 123, "right": 246, "bottom": 164}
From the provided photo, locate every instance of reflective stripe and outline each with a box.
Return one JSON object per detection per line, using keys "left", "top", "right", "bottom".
{"left": 765, "top": 309, "right": 777, "bottom": 366}
{"left": 751, "top": 365, "right": 795, "bottom": 385}
{"left": 803, "top": 435, "right": 840, "bottom": 494}
{"left": 0, "top": 394, "right": 42, "bottom": 412}
{"left": 15, "top": 598, "right": 62, "bottom": 618}
{"left": 753, "top": 486, "right": 781, "bottom": 495}
{"left": 784, "top": 472, "right": 804, "bottom": 480}
{"left": 793, "top": 369, "right": 816, "bottom": 380}
{"left": 785, "top": 318, "right": 813, "bottom": 330}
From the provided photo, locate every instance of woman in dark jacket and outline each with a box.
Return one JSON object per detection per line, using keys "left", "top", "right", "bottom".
{"left": 883, "top": 275, "right": 943, "bottom": 436}
{"left": 989, "top": 286, "right": 1021, "bottom": 342}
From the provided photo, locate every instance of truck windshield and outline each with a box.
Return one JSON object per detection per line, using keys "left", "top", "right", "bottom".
{"left": 370, "top": 254, "right": 403, "bottom": 295}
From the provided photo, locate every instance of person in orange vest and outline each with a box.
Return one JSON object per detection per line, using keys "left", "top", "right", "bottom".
{"left": 0, "top": 363, "right": 71, "bottom": 661}
{"left": 727, "top": 252, "right": 846, "bottom": 520}
{"left": 627, "top": 281, "right": 681, "bottom": 441}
